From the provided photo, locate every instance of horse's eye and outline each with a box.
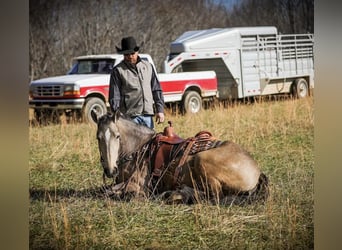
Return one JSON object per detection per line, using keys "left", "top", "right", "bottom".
{"left": 116, "top": 134, "right": 120, "bottom": 139}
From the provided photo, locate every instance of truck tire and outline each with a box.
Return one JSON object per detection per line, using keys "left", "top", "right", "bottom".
{"left": 182, "top": 91, "right": 202, "bottom": 114}
{"left": 83, "top": 97, "right": 107, "bottom": 124}
{"left": 292, "top": 78, "right": 309, "bottom": 98}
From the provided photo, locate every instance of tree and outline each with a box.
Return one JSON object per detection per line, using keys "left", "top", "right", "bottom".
{"left": 29, "top": 0, "right": 314, "bottom": 80}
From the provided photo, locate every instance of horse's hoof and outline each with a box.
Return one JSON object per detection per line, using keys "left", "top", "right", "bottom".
{"left": 166, "top": 192, "right": 184, "bottom": 204}
{"left": 159, "top": 190, "right": 172, "bottom": 200}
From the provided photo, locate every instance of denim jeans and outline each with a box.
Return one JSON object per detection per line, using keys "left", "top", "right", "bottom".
{"left": 131, "top": 115, "right": 154, "bottom": 129}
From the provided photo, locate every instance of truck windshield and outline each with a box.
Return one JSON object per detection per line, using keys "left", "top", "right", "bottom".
{"left": 68, "top": 59, "right": 115, "bottom": 74}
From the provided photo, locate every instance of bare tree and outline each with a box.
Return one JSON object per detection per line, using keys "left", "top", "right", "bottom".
{"left": 29, "top": 0, "right": 314, "bottom": 80}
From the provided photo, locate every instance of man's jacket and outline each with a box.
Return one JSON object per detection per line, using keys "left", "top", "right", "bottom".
{"left": 109, "top": 57, "right": 164, "bottom": 117}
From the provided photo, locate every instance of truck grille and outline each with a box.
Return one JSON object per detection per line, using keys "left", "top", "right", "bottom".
{"left": 32, "top": 85, "right": 63, "bottom": 97}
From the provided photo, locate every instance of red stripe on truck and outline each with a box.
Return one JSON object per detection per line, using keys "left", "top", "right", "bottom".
{"left": 160, "top": 78, "right": 217, "bottom": 93}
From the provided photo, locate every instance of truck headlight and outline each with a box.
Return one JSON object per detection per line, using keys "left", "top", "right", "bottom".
{"left": 64, "top": 84, "right": 80, "bottom": 96}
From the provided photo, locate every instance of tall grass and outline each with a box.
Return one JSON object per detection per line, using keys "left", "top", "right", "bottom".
{"left": 29, "top": 97, "right": 314, "bottom": 249}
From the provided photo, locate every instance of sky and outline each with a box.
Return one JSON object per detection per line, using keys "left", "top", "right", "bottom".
{"left": 212, "top": 0, "right": 240, "bottom": 9}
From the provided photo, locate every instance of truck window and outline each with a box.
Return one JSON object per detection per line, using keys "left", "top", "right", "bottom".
{"left": 171, "top": 64, "right": 183, "bottom": 73}
{"left": 68, "top": 59, "right": 115, "bottom": 74}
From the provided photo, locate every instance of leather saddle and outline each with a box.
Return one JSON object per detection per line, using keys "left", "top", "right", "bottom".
{"left": 158, "top": 121, "right": 184, "bottom": 144}
{"left": 152, "top": 121, "right": 186, "bottom": 177}
{"left": 151, "top": 121, "right": 215, "bottom": 183}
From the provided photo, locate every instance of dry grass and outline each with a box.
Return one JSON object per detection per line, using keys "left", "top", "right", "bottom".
{"left": 29, "top": 97, "right": 314, "bottom": 249}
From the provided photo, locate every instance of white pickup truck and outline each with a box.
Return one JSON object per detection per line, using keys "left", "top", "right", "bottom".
{"left": 29, "top": 54, "right": 217, "bottom": 123}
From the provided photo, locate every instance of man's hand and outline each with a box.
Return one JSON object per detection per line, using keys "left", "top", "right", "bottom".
{"left": 155, "top": 112, "right": 165, "bottom": 124}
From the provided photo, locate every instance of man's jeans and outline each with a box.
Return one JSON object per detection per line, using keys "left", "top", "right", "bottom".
{"left": 131, "top": 115, "right": 154, "bottom": 129}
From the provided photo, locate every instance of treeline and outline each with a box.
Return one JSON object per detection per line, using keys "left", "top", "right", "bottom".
{"left": 29, "top": 0, "right": 314, "bottom": 81}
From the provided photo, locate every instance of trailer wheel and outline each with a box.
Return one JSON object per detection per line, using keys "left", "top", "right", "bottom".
{"left": 292, "top": 78, "right": 309, "bottom": 98}
{"left": 182, "top": 91, "right": 202, "bottom": 114}
{"left": 83, "top": 97, "right": 107, "bottom": 124}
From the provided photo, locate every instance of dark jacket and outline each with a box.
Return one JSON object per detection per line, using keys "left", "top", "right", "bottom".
{"left": 109, "top": 56, "right": 164, "bottom": 117}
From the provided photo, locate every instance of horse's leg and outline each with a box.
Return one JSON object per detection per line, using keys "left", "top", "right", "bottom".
{"left": 102, "top": 160, "right": 149, "bottom": 200}
{"left": 158, "top": 185, "right": 206, "bottom": 204}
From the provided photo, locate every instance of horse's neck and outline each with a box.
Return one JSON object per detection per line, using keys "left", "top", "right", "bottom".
{"left": 118, "top": 118, "right": 155, "bottom": 155}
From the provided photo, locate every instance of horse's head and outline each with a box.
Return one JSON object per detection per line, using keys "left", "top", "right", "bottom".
{"left": 92, "top": 111, "right": 121, "bottom": 179}
{"left": 91, "top": 110, "right": 156, "bottom": 182}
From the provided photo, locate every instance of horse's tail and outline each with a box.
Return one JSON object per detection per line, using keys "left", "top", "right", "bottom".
{"left": 218, "top": 172, "right": 269, "bottom": 206}
{"left": 250, "top": 172, "right": 269, "bottom": 203}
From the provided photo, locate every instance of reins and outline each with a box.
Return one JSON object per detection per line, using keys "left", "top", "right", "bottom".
{"left": 109, "top": 136, "right": 156, "bottom": 196}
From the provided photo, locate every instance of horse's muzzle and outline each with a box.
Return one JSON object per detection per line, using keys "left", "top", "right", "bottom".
{"left": 103, "top": 166, "right": 118, "bottom": 178}
{"left": 100, "top": 156, "right": 118, "bottom": 178}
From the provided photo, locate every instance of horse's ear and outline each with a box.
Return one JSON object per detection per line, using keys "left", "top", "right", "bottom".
{"left": 112, "top": 109, "right": 121, "bottom": 122}
{"left": 90, "top": 110, "right": 99, "bottom": 124}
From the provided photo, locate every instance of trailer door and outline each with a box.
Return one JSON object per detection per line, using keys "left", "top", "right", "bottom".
{"left": 240, "top": 35, "right": 278, "bottom": 98}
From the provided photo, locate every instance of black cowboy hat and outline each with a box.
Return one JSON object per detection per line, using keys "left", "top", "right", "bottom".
{"left": 116, "top": 36, "right": 140, "bottom": 54}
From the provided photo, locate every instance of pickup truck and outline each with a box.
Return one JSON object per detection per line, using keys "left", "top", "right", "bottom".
{"left": 29, "top": 54, "right": 217, "bottom": 124}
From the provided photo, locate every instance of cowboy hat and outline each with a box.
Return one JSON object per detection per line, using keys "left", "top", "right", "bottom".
{"left": 116, "top": 36, "right": 140, "bottom": 54}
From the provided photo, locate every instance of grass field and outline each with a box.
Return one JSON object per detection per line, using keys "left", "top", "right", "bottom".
{"left": 29, "top": 97, "right": 314, "bottom": 249}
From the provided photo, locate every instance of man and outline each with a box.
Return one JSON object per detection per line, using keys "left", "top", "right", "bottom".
{"left": 109, "top": 36, "right": 165, "bottom": 129}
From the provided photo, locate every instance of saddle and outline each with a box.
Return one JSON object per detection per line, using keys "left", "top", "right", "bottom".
{"left": 151, "top": 121, "right": 216, "bottom": 187}
{"left": 152, "top": 121, "right": 184, "bottom": 177}
{"left": 159, "top": 121, "right": 184, "bottom": 144}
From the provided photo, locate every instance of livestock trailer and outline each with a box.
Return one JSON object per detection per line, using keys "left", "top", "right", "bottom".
{"left": 164, "top": 26, "right": 314, "bottom": 99}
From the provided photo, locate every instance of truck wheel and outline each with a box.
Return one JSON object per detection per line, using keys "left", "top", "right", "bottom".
{"left": 183, "top": 91, "right": 202, "bottom": 114}
{"left": 292, "top": 78, "right": 309, "bottom": 98}
{"left": 83, "top": 97, "right": 107, "bottom": 124}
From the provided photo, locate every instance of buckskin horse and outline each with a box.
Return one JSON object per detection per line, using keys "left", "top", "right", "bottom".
{"left": 92, "top": 110, "right": 269, "bottom": 205}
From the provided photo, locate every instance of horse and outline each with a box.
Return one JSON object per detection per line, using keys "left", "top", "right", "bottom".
{"left": 91, "top": 110, "right": 269, "bottom": 205}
